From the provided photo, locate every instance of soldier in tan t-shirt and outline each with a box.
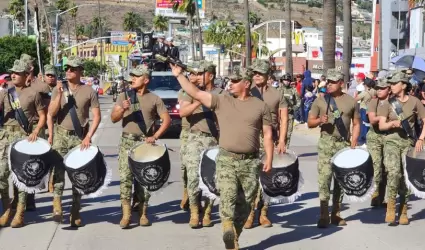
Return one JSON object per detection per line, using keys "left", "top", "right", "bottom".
{"left": 48, "top": 56, "right": 101, "bottom": 226}
{"left": 0, "top": 59, "right": 46, "bottom": 228}
{"left": 170, "top": 63, "right": 273, "bottom": 250}
{"left": 179, "top": 60, "right": 223, "bottom": 229}
{"left": 308, "top": 68, "right": 360, "bottom": 229}
{"left": 244, "top": 59, "right": 289, "bottom": 229}
{"left": 376, "top": 71, "right": 425, "bottom": 225}
{"left": 111, "top": 64, "right": 170, "bottom": 229}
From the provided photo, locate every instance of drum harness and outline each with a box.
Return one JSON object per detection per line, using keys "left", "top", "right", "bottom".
{"left": 389, "top": 97, "right": 418, "bottom": 142}
{"left": 62, "top": 82, "right": 84, "bottom": 139}
{"left": 325, "top": 94, "right": 349, "bottom": 142}
{"left": 7, "top": 87, "right": 31, "bottom": 135}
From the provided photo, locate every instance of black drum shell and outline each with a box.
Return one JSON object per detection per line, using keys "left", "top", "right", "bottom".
{"left": 405, "top": 154, "right": 425, "bottom": 192}
{"left": 332, "top": 149, "right": 374, "bottom": 197}
{"left": 65, "top": 148, "right": 107, "bottom": 195}
{"left": 128, "top": 147, "right": 171, "bottom": 192}
{"left": 200, "top": 149, "right": 220, "bottom": 196}
{"left": 260, "top": 158, "right": 300, "bottom": 198}
{"left": 10, "top": 140, "right": 53, "bottom": 188}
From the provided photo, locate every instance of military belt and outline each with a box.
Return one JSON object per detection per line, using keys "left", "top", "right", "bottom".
{"left": 57, "top": 126, "right": 88, "bottom": 137}
{"left": 190, "top": 130, "right": 215, "bottom": 138}
{"left": 220, "top": 148, "right": 258, "bottom": 160}
{"left": 122, "top": 132, "right": 145, "bottom": 141}
{"left": 320, "top": 133, "right": 346, "bottom": 142}
{"left": 3, "top": 125, "right": 23, "bottom": 133}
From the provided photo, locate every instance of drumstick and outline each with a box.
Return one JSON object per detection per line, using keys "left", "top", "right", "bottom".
{"left": 326, "top": 95, "right": 331, "bottom": 115}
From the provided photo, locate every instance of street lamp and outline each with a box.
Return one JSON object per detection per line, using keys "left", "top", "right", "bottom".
{"left": 244, "top": 0, "right": 251, "bottom": 67}
{"left": 54, "top": 3, "right": 96, "bottom": 65}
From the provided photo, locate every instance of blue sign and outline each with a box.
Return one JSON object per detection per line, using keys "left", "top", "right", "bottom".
{"left": 206, "top": 50, "right": 218, "bottom": 55}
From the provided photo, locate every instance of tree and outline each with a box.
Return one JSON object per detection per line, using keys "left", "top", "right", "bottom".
{"left": 123, "top": 12, "right": 145, "bottom": 32}
{"left": 343, "top": 0, "right": 352, "bottom": 88}
{"left": 153, "top": 15, "right": 169, "bottom": 32}
{"left": 55, "top": 0, "right": 70, "bottom": 46}
{"left": 8, "top": 0, "right": 25, "bottom": 23}
{"left": 83, "top": 59, "right": 107, "bottom": 77}
{"left": 323, "top": 0, "right": 336, "bottom": 73}
{"left": 284, "top": 0, "right": 293, "bottom": 76}
{"left": 172, "top": 0, "right": 196, "bottom": 59}
{"left": 249, "top": 12, "right": 261, "bottom": 27}
{"left": 0, "top": 36, "right": 50, "bottom": 75}
{"left": 70, "top": 2, "right": 78, "bottom": 50}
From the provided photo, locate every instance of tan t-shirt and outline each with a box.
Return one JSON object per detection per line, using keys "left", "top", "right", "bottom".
{"left": 367, "top": 98, "right": 381, "bottom": 133}
{"left": 309, "top": 93, "right": 360, "bottom": 138}
{"left": 116, "top": 91, "right": 168, "bottom": 136}
{"left": 51, "top": 84, "right": 100, "bottom": 130}
{"left": 181, "top": 88, "right": 223, "bottom": 134}
{"left": 177, "top": 89, "right": 189, "bottom": 130}
{"left": 376, "top": 96, "right": 425, "bottom": 134}
{"left": 358, "top": 89, "right": 376, "bottom": 109}
{"left": 252, "top": 85, "right": 287, "bottom": 127}
{"left": 210, "top": 94, "right": 272, "bottom": 153}
{"left": 0, "top": 84, "right": 45, "bottom": 127}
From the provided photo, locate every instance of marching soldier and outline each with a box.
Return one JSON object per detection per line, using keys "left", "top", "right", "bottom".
{"left": 179, "top": 60, "right": 223, "bottom": 228}
{"left": 48, "top": 56, "right": 101, "bottom": 226}
{"left": 366, "top": 78, "right": 390, "bottom": 207}
{"left": 244, "top": 59, "right": 288, "bottom": 229}
{"left": 178, "top": 68, "right": 200, "bottom": 211}
{"left": 111, "top": 65, "right": 171, "bottom": 229}
{"left": 0, "top": 60, "right": 46, "bottom": 228}
{"left": 171, "top": 63, "right": 273, "bottom": 249}
{"left": 280, "top": 73, "right": 301, "bottom": 147}
{"left": 377, "top": 71, "right": 425, "bottom": 225}
{"left": 307, "top": 68, "right": 360, "bottom": 228}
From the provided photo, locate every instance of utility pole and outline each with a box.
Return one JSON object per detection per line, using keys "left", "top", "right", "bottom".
{"left": 194, "top": 0, "right": 203, "bottom": 59}
{"left": 25, "top": 0, "right": 28, "bottom": 35}
{"left": 98, "top": 0, "right": 103, "bottom": 67}
{"left": 244, "top": 0, "right": 251, "bottom": 67}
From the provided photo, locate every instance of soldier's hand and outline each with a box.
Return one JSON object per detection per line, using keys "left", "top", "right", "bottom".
{"left": 48, "top": 136, "right": 53, "bottom": 145}
{"left": 415, "top": 139, "right": 423, "bottom": 152}
{"left": 170, "top": 63, "right": 183, "bottom": 77}
{"left": 263, "top": 161, "right": 272, "bottom": 174}
{"left": 145, "top": 136, "right": 156, "bottom": 144}
{"left": 27, "top": 132, "right": 38, "bottom": 142}
{"left": 57, "top": 81, "right": 64, "bottom": 93}
{"left": 320, "top": 115, "right": 328, "bottom": 124}
{"left": 122, "top": 98, "right": 131, "bottom": 110}
{"left": 276, "top": 141, "right": 286, "bottom": 154}
{"left": 392, "top": 120, "right": 401, "bottom": 128}
{"left": 80, "top": 136, "right": 91, "bottom": 150}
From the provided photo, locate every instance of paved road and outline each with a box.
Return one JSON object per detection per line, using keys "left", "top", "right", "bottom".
{"left": 1, "top": 96, "right": 425, "bottom": 250}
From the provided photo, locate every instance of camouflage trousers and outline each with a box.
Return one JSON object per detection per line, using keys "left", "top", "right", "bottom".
{"left": 0, "top": 126, "right": 29, "bottom": 205}
{"left": 317, "top": 133, "right": 350, "bottom": 202}
{"left": 286, "top": 114, "right": 294, "bottom": 147}
{"left": 179, "top": 128, "right": 190, "bottom": 188}
{"left": 51, "top": 127, "right": 83, "bottom": 198}
{"left": 118, "top": 136, "right": 151, "bottom": 203}
{"left": 216, "top": 148, "right": 260, "bottom": 235}
{"left": 185, "top": 131, "right": 218, "bottom": 205}
{"left": 366, "top": 131, "right": 386, "bottom": 187}
{"left": 383, "top": 133, "right": 412, "bottom": 202}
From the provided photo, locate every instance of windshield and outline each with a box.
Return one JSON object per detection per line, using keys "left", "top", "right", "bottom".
{"left": 148, "top": 75, "right": 181, "bottom": 91}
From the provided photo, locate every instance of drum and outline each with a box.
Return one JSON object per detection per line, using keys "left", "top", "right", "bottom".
{"left": 128, "top": 142, "right": 170, "bottom": 192}
{"left": 199, "top": 147, "right": 220, "bottom": 200}
{"left": 403, "top": 147, "right": 425, "bottom": 198}
{"left": 9, "top": 138, "right": 53, "bottom": 193}
{"left": 259, "top": 150, "right": 303, "bottom": 204}
{"left": 64, "top": 145, "right": 111, "bottom": 198}
{"left": 332, "top": 147, "right": 374, "bottom": 202}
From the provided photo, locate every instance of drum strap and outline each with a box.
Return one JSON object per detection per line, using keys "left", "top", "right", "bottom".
{"left": 389, "top": 97, "right": 417, "bottom": 141}
{"left": 125, "top": 89, "right": 148, "bottom": 135}
{"left": 325, "top": 94, "right": 349, "bottom": 141}
{"left": 201, "top": 88, "right": 223, "bottom": 139}
{"left": 250, "top": 87, "right": 264, "bottom": 101}
{"left": 62, "top": 82, "right": 84, "bottom": 139}
{"left": 7, "top": 87, "right": 30, "bottom": 134}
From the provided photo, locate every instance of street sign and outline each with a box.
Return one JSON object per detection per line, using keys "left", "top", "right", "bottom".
{"left": 206, "top": 50, "right": 218, "bottom": 55}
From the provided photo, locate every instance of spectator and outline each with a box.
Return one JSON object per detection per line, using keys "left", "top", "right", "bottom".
{"left": 355, "top": 78, "right": 376, "bottom": 146}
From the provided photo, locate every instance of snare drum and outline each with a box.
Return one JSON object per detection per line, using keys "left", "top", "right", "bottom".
{"left": 199, "top": 147, "right": 220, "bottom": 200}
{"left": 64, "top": 145, "right": 111, "bottom": 198}
{"left": 404, "top": 147, "right": 425, "bottom": 198}
{"left": 128, "top": 142, "right": 170, "bottom": 192}
{"left": 9, "top": 138, "right": 53, "bottom": 193}
{"left": 259, "top": 150, "right": 303, "bottom": 204}
{"left": 332, "top": 147, "right": 374, "bottom": 202}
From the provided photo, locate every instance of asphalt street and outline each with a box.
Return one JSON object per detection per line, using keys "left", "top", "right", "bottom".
{"left": 1, "top": 96, "right": 425, "bottom": 250}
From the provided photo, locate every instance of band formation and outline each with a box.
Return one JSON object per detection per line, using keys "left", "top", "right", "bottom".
{"left": 1, "top": 53, "right": 425, "bottom": 250}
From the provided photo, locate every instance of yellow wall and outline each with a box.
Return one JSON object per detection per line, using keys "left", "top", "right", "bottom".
{"left": 70, "top": 42, "right": 136, "bottom": 67}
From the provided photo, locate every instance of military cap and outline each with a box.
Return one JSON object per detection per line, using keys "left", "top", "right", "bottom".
{"left": 387, "top": 71, "right": 410, "bottom": 84}
{"left": 20, "top": 53, "right": 35, "bottom": 64}
{"left": 249, "top": 59, "right": 270, "bottom": 74}
{"left": 9, "top": 59, "right": 31, "bottom": 73}
{"left": 130, "top": 64, "right": 150, "bottom": 77}
{"left": 326, "top": 68, "right": 344, "bottom": 82}
{"left": 375, "top": 78, "right": 389, "bottom": 88}
{"left": 190, "top": 60, "right": 216, "bottom": 74}
{"left": 65, "top": 56, "right": 84, "bottom": 68}
{"left": 229, "top": 67, "right": 252, "bottom": 81}
{"left": 44, "top": 64, "right": 56, "bottom": 75}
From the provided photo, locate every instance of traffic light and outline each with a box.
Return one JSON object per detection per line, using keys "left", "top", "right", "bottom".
{"left": 303, "top": 42, "right": 307, "bottom": 52}
{"left": 220, "top": 44, "right": 225, "bottom": 53}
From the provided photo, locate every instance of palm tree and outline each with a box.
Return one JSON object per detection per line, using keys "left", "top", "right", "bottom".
{"left": 8, "top": 0, "right": 25, "bottom": 24}
{"left": 323, "top": 0, "right": 336, "bottom": 73}
{"left": 123, "top": 12, "right": 145, "bottom": 32}
{"left": 284, "top": 0, "right": 293, "bottom": 76}
{"left": 153, "top": 15, "right": 169, "bottom": 32}
{"left": 343, "top": 0, "right": 352, "bottom": 87}
{"left": 55, "top": 0, "right": 70, "bottom": 46}
{"left": 249, "top": 12, "right": 261, "bottom": 27}
{"left": 171, "top": 0, "right": 196, "bottom": 59}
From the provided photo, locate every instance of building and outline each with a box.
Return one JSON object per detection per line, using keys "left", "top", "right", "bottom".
{"left": 0, "top": 17, "right": 11, "bottom": 37}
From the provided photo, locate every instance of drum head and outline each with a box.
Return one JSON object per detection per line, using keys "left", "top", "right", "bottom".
{"left": 130, "top": 143, "right": 167, "bottom": 162}
{"left": 64, "top": 146, "right": 99, "bottom": 169}
{"left": 206, "top": 148, "right": 219, "bottom": 160}
{"left": 263, "top": 150, "right": 297, "bottom": 169}
{"left": 14, "top": 138, "right": 51, "bottom": 156}
{"left": 332, "top": 148, "right": 369, "bottom": 169}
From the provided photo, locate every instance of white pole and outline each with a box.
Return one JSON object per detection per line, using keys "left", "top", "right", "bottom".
{"left": 25, "top": 0, "right": 28, "bottom": 36}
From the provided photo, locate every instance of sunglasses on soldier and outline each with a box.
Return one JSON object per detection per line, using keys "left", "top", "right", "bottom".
{"left": 65, "top": 66, "right": 79, "bottom": 72}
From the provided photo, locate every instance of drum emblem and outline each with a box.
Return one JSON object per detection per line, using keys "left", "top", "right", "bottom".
{"left": 141, "top": 165, "right": 163, "bottom": 182}
{"left": 23, "top": 159, "right": 44, "bottom": 177}
{"left": 344, "top": 171, "right": 366, "bottom": 190}
{"left": 272, "top": 171, "right": 293, "bottom": 189}
{"left": 73, "top": 172, "right": 92, "bottom": 186}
